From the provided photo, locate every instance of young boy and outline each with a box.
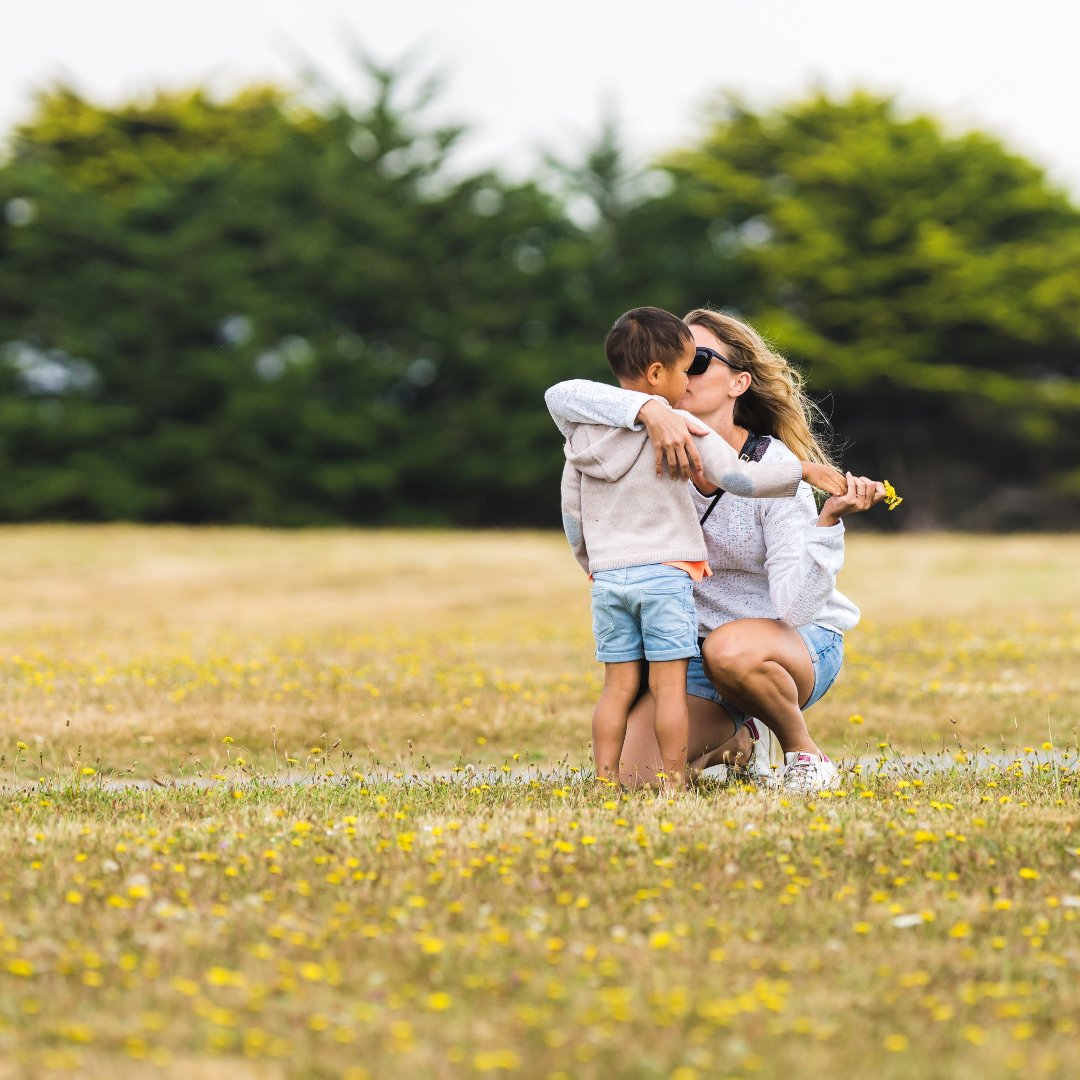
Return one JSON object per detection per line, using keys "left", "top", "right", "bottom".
{"left": 555, "top": 307, "right": 844, "bottom": 789}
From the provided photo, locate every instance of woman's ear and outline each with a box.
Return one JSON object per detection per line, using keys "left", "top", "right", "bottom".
{"left": 732, "top": 371, "right": 752, "bottom": 397}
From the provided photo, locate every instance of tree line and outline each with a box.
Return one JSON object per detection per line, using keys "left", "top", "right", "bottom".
{"left": 2, "top": 60, "right": 1079, "bottom": 529}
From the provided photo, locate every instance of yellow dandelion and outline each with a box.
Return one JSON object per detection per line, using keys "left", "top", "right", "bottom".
{"left": 882, "top": 480, "right": 904, "bottom": 510}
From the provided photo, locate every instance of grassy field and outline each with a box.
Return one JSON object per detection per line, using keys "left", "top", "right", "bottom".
{"left": 1, "top": 526, "right": 1077, "bottom": 776}
{"left": 0, "top": 526, "right": 1078, "bottom": 1078}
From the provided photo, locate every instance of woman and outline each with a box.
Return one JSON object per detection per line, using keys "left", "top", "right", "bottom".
{"left": 545, "top": 307, "right": 884, "bottom": 793}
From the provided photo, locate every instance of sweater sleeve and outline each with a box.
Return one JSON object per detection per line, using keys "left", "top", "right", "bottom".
{"left": 760, "top": 485, "right": 847, "bottom": 626}
{"left": 545, "top": 380, "right": 660, "bottom": 439}
{"left": 560, "top": 458, "right": 590, "bottom": 574}
{"left": 693, "top": 428, "right": 802, "bottom": 500}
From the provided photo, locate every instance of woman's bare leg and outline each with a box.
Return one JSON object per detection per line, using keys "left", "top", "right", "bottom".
{"left": 694, "top": 721, "right": 756, "bottom": 771}
{"left": 701, "top": 620, "right": 821, "bottom": 757}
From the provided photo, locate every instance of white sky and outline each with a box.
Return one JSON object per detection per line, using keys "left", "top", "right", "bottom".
{"left": 3, "top": 0, "right": 1080, "bottom": 195}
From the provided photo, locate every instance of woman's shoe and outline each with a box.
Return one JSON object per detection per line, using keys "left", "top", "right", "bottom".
{"left": 743, "top": 718, "right": 781, "bottom": 787}
{"left": 779, "top": 751, "right": 839, "bottom": 793}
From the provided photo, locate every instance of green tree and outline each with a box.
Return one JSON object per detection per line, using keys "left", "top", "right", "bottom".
{"left": 659, "top": 92, "right": 1080, "bottom": 527}
{"left": 4, "top": 78, "right": 1080, "bottom": 529}
{"left": 0, "top": 63, "right": 594, "bottom": 525}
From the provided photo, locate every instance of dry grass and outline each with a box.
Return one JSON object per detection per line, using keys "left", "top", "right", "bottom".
{"left": 0, "top": 526, "right": 1077, "bottom": 777}
{"left": 0, "top": 527, "right": 1077, "bottom": 1078}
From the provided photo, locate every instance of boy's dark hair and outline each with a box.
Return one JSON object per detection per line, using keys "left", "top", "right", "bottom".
{"left": 604, "top": 306, "right": 693, "bottom": 380}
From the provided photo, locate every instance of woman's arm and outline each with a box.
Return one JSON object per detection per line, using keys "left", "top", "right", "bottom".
{"left": 817, "top": 474, "right": 887, "bottom": 525}
{"left": 761, "top": 487, "right": 847, "bottom": 628}
{"left": 761, "top": 474, "right": 884, "bottom": 626}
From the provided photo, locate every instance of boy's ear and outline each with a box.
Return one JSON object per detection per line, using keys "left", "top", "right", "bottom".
{"left": 645, "top": 361, "right": 665, "bottom": 386}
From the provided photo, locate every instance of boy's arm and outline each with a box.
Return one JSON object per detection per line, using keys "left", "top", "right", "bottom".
{"left": 637, "top": 400, "right": 709, "bottom": 480}
{"left": 546, "top": 381, "right": 709, "bottom": 479}
{"left": 560, "top": 459, "right": 589, "bottom": 574}
{"left": 683, "top": 413, "right": 847, "bottom": 499}
{"left": 545, "top": 380, "right": 659, "bottom": 439}
{"left": 693, "top": 429, "right": 802, "bottom": 499}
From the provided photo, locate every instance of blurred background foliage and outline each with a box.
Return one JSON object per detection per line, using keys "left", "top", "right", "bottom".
{"left": 1, "top": 59, "right": 1078, "bottom": 529}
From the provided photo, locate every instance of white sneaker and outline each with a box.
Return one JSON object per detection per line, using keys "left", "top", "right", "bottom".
{"left": 744, "top": 718, "right": 779, "bottom": 785}
{"left": 780, "top": 751, "right": 840, "bottom": 794}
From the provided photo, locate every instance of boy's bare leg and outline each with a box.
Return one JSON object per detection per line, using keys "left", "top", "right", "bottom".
{"left": 648, "top": 658, "right": 690, "bottom": 790}
{"left": 592, "top": 661, "right": 643, "bottom": 783}
{"left": 622, "top": 692, "right": 738, "bottom": 788}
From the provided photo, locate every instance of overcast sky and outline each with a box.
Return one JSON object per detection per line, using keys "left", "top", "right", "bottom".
{"left": 4, "top": 0, "right": 1079, "bottom": 194}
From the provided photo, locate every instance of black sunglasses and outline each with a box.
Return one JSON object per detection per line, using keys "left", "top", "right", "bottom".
{"left": 687, "top": 346, "right": 746, "bottom": 376}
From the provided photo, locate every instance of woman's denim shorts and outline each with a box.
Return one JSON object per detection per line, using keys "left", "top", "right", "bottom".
{"left": 686, "top": 622, "right": 843, "bottom": 730}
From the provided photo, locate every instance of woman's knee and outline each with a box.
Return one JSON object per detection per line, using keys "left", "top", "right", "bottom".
{"left": 700, "top": 629, "right": 756, "bottom": 685}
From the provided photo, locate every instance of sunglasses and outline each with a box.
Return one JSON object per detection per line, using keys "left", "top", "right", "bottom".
{"left": 687, "top": 346, "right": 747, "bottom": 376}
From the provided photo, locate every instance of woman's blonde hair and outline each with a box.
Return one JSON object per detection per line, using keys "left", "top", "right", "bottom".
{"left": 684, "top": 308, "right": 836, "bottom": 466}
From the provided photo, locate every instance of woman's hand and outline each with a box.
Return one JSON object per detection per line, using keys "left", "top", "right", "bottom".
{"left": 817, "top": 473, "right": 887, "bottom": 526}
{"left": 638, "top": 399, "right": 708, "bottom": 479}
{"left": 800, "top": 462, "right": 848, "bottom": 496}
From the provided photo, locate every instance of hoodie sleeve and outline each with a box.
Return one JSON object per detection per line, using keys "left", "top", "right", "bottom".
{"left": 545, "top": 380, "right": 661, "bottom": 439}
{"left": 560, "top": 458, "right": 589, "bottom": 574}
{"left": 689, "top": 422, "right": 802, "bottom": 499}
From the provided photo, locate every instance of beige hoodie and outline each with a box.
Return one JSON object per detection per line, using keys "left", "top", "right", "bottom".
{"left": 561, "top": 410, "right": 801, "bottom": 574}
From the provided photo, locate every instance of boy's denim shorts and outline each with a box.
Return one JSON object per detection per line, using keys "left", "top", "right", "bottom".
{"left": 591, "top": 563, "right": 699, "bottom": 663}
{"left": 687, "top": 622, "right": 844, "bottom": 730}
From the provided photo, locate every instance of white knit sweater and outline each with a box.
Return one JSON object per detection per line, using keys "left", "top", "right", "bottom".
{"left": 545, "top": 380, "right": 860, "bottom": 635}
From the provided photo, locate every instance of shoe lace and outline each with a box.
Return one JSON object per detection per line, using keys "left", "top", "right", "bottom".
{"left": 783, "top": 753, "right": 820, "bottom": 787}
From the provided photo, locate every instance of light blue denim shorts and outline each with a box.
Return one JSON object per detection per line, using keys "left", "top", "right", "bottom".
{"left": 591, "top": 563, "right": 699, "bottom": 663}
{"left": 687, "top": 622, "right": 844, "bottom": 729}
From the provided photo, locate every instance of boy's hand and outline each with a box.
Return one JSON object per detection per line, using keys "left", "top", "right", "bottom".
{"left": 800, "top": 461, "right": 847, "bottom": 496}
{"left": 818, "top": 474, "right": 887, "bottom": 526}
{"left": 638, "top": 400, "right": 708, "bottom": 479}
